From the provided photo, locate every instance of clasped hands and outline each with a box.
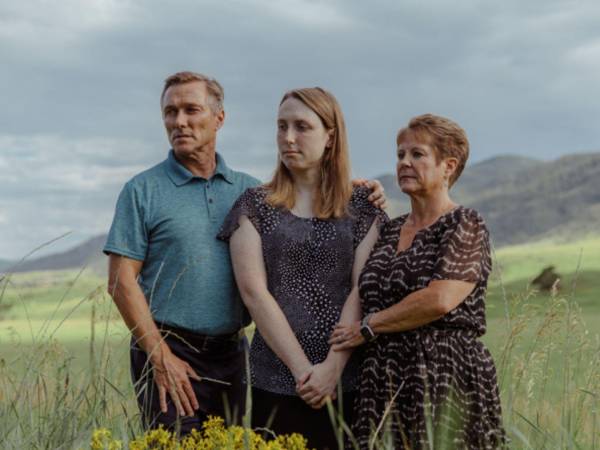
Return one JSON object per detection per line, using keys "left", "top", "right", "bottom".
{"left": 295, "top": 320, "right": 365, "bottom": 409}
{"left": 295, "top": 360, "right": 340, "bottom": 409}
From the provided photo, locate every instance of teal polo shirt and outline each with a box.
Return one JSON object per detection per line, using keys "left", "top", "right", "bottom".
{"left": 104, "top": 150, "right": 260, "bottom": 334}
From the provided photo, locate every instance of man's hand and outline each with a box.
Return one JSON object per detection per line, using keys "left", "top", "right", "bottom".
{"left": 352, "top": 179, "right": 387, "bottom": 210}
{"left": 296, "top": 361, "right": 339, "bottom": 409}
{"left": 329, "top": 321, "right": 365, "bottom": 351}
{"left": 151, "top": 345, "right": 201, "bottom": 416}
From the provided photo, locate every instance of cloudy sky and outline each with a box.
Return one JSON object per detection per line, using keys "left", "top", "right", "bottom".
{"left": 1, "top": 0, "right": 599, "bottom": 260}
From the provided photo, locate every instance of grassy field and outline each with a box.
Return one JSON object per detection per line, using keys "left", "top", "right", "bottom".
{"left": 1, "top": 237, "right": 599, "bottom": 448}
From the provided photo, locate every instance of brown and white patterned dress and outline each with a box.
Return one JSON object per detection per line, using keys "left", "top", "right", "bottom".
{"left": 352, "top": 206, "right": 505, "bottom": 449}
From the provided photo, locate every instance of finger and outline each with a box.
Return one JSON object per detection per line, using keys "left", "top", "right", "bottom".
{"left": 298, "top": 383, "right": 319, "bottom": 401}
{"left": 168, "top": 386, "right": 185, "bottom": 416}
{"left": 181, "top": 379, "right": 200, "bottom": 411}
{"left": 329, "top": 328, "right": 347, "bottom": 341}
{"left": 296, "top": 373, "right": 311, "bottom": 391}
{"left": 310, "top": 395, "right": 328, "bottom": 409}
{"left": 298, "top": 370, "right": 311, "bottom": 386}
{"left": 351, "top": 178, "right": 367, "bottom": 186}
{"left": 299, "top": 390, "right": 317, "bottom": 404}
{"left": 183, "top": 367, "right": 201, "bottom": 410}
{"left": 297, "top": 381, "right": 318, "bottom": 397}
{"left": 331, "top": 326, "right": 347, "bottom": 335}
{"left": 332, "top": 341, "right": 355, "bottom": 351}
{"left": 158, "top": 385, "right": 168, "bottom": 413}
{"left": 314, "top": 396, "right": 328, "bottom": 409}
{"left": 177, "top": 384, "right": 195, "bottom": 416}
{"left": 305, "top": 392, "right": 322, "bottom": 406}
{"left": 328, "top": 334, "right": 340, "bottom": 345}
{"left": 186, "top": 365, "right": 202, "bottom": 382}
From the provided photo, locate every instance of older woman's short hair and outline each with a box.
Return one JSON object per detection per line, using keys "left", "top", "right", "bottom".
{"left": 397, "top": 114, "right": 469, "bottom": 186}
{"left": 161, "top": 71, "right": 224, "bottom": 113}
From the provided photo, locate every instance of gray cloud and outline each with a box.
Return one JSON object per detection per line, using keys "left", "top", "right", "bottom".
{"left": 1, "top": 0, "right": 599, "bottom": 258}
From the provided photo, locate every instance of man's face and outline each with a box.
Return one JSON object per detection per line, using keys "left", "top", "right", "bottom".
{"left": 161, "top": 81, "right": 224, "bottom": 160}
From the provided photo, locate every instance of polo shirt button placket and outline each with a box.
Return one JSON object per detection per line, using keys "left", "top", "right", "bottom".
{"left": 205, "top": 181, "right": 215, "bottom": 220}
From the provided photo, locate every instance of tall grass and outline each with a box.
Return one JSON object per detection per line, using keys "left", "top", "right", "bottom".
{"left": 0, "top": 270, "right": 138, "bottom": 449}
{"left": 1, "top": 259, "right": 599, "bottom": 449}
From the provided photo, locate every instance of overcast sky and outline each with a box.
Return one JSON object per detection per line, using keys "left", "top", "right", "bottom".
{"left": 1, "top": 0, "right": 599, "bottom": 260}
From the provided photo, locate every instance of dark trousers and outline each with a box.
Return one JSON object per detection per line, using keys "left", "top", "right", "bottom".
{"left": 130, "top": 324, "right": 246, "bottom": 435}
{"left": 252, "top": 387, "right": 355, "bottom": 450}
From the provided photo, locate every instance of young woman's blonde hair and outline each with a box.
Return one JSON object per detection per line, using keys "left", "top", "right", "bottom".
{"left": 265, "top": 87, "right": 352, "bottom": 219}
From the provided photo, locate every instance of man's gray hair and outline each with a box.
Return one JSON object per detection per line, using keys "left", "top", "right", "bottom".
{"left": 161, "top": 71, "right": 224, "bottom": 113}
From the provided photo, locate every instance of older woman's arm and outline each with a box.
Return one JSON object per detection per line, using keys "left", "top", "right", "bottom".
{"left": 297, "top": 220, "right": 380, "bottom": 407}
{"left": 330, "top": 279, "right": 475, "bottom": 351}
{"left": 230, "top": 215, "right": 312, "bottom": 381}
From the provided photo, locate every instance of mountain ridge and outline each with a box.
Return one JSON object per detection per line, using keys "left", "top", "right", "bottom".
{"left": 4, "top": 152, "right": 599, "bottom": 274}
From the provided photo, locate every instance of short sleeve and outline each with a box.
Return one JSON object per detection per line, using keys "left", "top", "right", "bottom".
{"left": 350, "top": 186, "right": 389, "bottom": 248}
{"left": 431, "top": 209, "right": 492, "bottom": 283}
{"left": 217, "top": 187, "right": 266, "bottom": 242}
{"left": 103, "top": 181, "right": 148, "bottom": 261}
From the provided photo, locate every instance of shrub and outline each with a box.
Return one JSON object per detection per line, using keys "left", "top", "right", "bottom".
{"left": 90, "top": 416, "right": 311, "bottom": 450}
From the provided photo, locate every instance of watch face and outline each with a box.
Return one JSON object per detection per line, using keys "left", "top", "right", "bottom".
{"left": 360, "top": 325, "right": 375, "bottom": 341}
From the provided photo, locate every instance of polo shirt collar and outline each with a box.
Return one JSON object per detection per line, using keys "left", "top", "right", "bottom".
{"left": 166, "top": 150, "right": 234, "bottom": 186}
{"left": 214, "top": 152, "right": 235, "bottom": 184}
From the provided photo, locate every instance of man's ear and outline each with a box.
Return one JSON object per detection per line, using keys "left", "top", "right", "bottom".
{"left": 215, "top": 109, "right": 225, "bottom": 131}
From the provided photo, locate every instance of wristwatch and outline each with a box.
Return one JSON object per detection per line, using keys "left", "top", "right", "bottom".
{"left": 360, "top": 313, "right": 377, "bottom": 342}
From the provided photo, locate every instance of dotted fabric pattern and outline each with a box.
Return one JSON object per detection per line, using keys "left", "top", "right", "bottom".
{"left": 218, "top": 185, "right": 386, "bottom": 395}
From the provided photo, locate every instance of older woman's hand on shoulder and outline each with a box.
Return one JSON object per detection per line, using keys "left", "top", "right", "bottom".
{"left": 352, "top": 178, "right": 388, "bottom": 210}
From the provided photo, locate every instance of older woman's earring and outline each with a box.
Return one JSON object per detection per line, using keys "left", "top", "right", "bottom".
{"left": 443, "top": 178, "right": 449, "bottom": 188}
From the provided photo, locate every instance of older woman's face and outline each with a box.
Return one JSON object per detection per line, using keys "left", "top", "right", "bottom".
{"left": 277, "top": 97, "right": 331, "bottom": 172}
{"left": 396, "top": 133, "right": 448, "bottom": 195}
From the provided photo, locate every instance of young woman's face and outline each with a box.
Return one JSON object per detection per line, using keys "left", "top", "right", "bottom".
{"left": 277, "top": 97, "right": 332, "bottom": 172}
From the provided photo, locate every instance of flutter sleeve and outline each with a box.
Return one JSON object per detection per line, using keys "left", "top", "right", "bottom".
{"left": 431, "top": 208, "right": 492, "bottom": 283}
{"left": 217, "top": 186, "right": 266, "bottom": 242}
{"left": 350, "top": 186, "right": 389, "bottom": 249}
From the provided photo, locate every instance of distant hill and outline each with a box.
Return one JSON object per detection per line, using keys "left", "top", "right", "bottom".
{"left": 382, "top": 152, "right": 600, "bottom": 246}
{"left": 5, "top": 152, "right": 600, "bottom": 273}
{"left": 7, "top": 235, "right": 107, "bottom": 275}
{"left": 0, "top": 259, "right": 13, "bottom": 272}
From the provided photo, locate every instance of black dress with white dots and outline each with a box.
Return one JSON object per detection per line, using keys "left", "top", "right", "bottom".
{"left": 218, "top": 185, "right": 385, "bottom": 395}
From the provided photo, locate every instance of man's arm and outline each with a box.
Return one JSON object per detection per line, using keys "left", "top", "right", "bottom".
{"left": 107, "top": 254, "right": 200, "bottom": 416}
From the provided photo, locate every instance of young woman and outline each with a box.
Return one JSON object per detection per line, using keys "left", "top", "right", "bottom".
{"left": 218, "top": 87, "right": 385, "bottom": 449}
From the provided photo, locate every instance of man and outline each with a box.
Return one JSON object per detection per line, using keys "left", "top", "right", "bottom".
{"left": 104, "top": 71, "right": 385, "bottom": 434}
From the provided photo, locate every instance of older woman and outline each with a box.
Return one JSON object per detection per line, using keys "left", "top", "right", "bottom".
{"left": 331, "top": 114, "right": 505, "bottom": 449}
{"left": 218, "top": 87, "right": 386, "bottom": 449}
